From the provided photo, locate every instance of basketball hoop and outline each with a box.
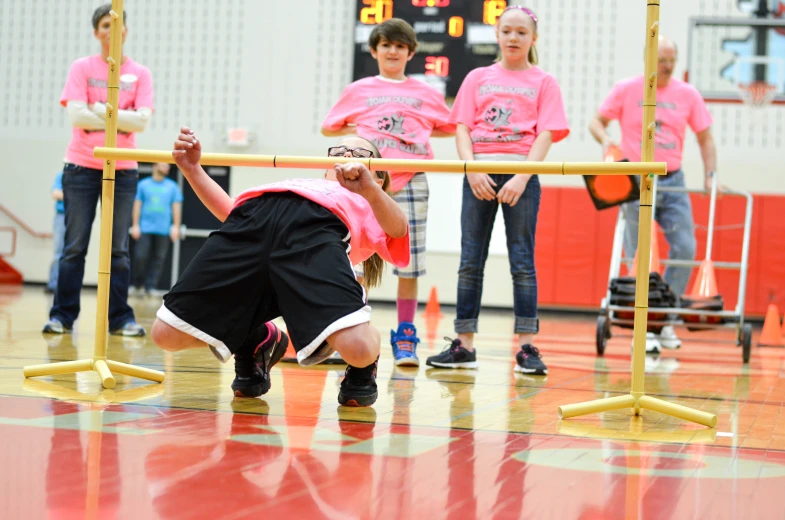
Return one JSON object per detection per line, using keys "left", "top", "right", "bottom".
{"left": 738, "top": 81, "right": 778, "bottom": 107}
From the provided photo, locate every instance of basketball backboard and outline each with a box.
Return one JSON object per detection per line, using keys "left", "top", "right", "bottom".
{"left": 686, "top": 15, "right": 785, "bottom": 105}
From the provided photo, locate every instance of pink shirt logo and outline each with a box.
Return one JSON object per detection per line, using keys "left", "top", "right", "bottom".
{"left": 484, "top": 105, "right": 514, "bottom": 129}
{"left": 377, "top": 114, "right": 406, "bottom": 134}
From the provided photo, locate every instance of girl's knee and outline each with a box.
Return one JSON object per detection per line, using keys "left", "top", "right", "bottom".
{"left": 151, "top": 319, "right": 186, "bottom": 352}
{"left": 329, "top": 325, "right": 380, "bottom": 367}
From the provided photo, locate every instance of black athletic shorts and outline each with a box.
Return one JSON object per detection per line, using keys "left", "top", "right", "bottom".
{"left": 156, "top": 193, "right": 369, "bottom": 366}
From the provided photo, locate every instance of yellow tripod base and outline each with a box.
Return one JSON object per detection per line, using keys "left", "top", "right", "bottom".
{"left": 558, "top": 393, "right": 717, "bottom": 428}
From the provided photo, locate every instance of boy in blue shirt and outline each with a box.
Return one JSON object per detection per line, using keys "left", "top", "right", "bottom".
{"left": 46, "top": 171, "right": 65, "bottom": 294}
{"left": 130, "top": 163, "right": 183, "bottom": 295}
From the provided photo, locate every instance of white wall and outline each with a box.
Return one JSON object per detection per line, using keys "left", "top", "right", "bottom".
{"left": 1, "top": 0, "right": 783, "bottom": 308}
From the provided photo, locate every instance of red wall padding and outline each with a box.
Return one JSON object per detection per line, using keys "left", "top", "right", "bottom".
{"left": 536, "top": 186, "right": 785, "bottom": 317}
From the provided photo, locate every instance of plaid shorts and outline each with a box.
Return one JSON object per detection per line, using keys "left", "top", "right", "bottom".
{"left": 356, "top": 172, "right": 428, "bottom": 279}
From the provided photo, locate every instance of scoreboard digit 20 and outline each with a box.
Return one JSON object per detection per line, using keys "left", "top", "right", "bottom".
{"left": 353, "top": 0, "right": 510, "bottom": 97}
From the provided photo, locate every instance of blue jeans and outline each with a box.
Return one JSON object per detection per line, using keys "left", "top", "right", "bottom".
{"left": 47, "top": 212, "right": 65, "bottom": 291}
{"left": 622, "top": 169, "right": 696, "bottom": 297}
{"left": 455, "top": 169, "right": 541, "bottom": 335}
{"left": 132, "top": 233, "right": 171, "bottom": 291}
{"left": 50, "top": 163, "right": 138, "bottom": 330}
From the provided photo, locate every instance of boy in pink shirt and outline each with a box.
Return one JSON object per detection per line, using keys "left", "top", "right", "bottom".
{"left": 589, "top": 36, "right": 718, "bottom": 352}
{"left": 43, "top": 4, "right": 154, "bottom": 338}
{"left": 428, "top": 6, "right": 569, "bottom": 377}
{"left": 322, "top": 18, "right": 455, "bottom": 367}
{"left": 152, "top": 128, "right": 410, "bottom": 408}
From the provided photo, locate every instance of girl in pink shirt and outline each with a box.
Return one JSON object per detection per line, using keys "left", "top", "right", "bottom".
{"left": 427, "top": 6, "right": 569, "bottom": 376}
{"left": 44, "top": 5, "right": 154, "bottom": 338}
{"left": 322, "top": 18, "right": 455, "bottom": 367}
{"left": 152, "top": 129, "right": 409, "bottom": 408}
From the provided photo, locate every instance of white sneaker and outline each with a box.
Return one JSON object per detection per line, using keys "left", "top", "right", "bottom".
{"left": 631, "top": 333, "right": 661, "bottom": 354}
{"left": 645, "top": 356, "right": 680, "bottom": 374}
{"left": 658, "top": 325, "right": 682, "bottom": 349}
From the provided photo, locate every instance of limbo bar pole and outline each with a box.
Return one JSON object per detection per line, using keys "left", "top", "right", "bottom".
{"left": 557, "top": 0, "right": 717, "bottom": 429}
{"left": 630, "top": 1, "right": 661, "bottom": 403}
{"left": 92, "top": 1, "right": 124, "bottom": 376}
{"left": 93, "top": 147, "right": 667, "bottom": 177}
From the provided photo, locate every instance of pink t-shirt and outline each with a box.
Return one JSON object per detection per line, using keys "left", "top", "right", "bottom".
{"left": 449, "top": 63, "right": 569, "bottom": 155}
{"left": 233, "top": 179, "right": 410, "bottom": 268}
{"left": 322, "top": 76, "right": 455, "bottom": 192}
{"left": 598, "top": 76, "right": 713, "bottom": 171}
{"left": 60, "top": 55, "right": 154, "bottom": 170}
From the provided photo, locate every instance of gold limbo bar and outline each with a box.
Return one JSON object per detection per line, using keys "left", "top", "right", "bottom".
{"left": 93, "top": 147, "right": 667, "bottom": 176}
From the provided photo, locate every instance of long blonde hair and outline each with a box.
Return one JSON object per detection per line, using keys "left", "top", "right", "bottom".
{"left": 339, "top": 136, "right": 391, "bottom": 289}
{"left": 361, "top": 167, "right": 390, "bottom": 288}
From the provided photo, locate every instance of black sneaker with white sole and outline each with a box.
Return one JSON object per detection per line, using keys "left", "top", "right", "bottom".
{"left": 232, "top": 322, "right": 290, "bottom": 398}
{"left": 515, "top": 344, "right": 548, "bottom": 375}
{"left": 425, "top": 337, "right": 478, "bottom": 369}
{"left": 338, "top": 357, "right": 379, "bottom": 407}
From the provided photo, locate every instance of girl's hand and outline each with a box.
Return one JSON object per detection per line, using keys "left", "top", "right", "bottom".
{"left": 467, "top": 173, "right": 497, "bottom": 201}
{"left": 173, "top": 126, "right": 201, "bottom": 173}
{"left": 335, "top": 162, "right": 379, "bottom": 199}
{"left": 496, "top": 175, "right": 530, "bottom": 207}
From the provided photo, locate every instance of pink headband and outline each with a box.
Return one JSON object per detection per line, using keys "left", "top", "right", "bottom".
{"left": 501, "top": 5, "right": 539, "bottom": 30}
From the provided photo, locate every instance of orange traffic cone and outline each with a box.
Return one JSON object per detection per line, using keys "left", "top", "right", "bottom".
{"left": 424, "top": 313, "right": 441, "bottom": 344}
{"left": 758, "top": 304, "right": 783, "bottom": 346}
{"left": 604, "top": 144, "right": 624, "bottom": 162}
{"left": 629, "top": 224, "right": 662, "bottom": 276}
{"left": 689, "top": 259, "right": 719, "bottom": 299}
{"left": 424, "top": 286, "right": 443, "bottom": 318}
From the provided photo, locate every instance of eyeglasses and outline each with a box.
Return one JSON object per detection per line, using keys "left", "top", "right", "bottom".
{"left": 502, "top": 6, "right": 538, "bottom": 29}
{"left": 327, "top": 146, "right": 374, "bottom": 159}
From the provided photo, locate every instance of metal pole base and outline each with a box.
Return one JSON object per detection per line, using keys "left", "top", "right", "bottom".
{"left": 558, "top": 393, "right": 717, "bottom": 428}
{"left": 23, "top": 358, "right": 164, "bottom": 390}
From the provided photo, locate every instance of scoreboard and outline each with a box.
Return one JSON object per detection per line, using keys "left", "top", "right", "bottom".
{"left": 353, "top": 0, "right": 510, "bottom": 98}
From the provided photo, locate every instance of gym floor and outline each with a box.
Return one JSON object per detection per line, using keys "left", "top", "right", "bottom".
{"left": 1, "top": 285, "right": 783, "bottom": 519}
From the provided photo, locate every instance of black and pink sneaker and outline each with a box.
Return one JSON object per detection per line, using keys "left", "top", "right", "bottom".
{"left": 232, "top": 322, "right": 290, "bottom": 398}
{"left": 515, "top": 344, "right": 548, "bottom": 376}
{"left": 338, "top": 357, "right": 379, "bottom": 407}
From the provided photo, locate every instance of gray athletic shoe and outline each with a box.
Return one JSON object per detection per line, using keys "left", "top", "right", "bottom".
{"left": 110, "top": 321, "right": 146, "bottom": 337}
{"left": 42, "top": 318, "right": 71, "bottom": 334}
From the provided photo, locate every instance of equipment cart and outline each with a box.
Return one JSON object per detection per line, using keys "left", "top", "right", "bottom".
{"left": 596, "top": 173, "right": 755, "bottom": 362}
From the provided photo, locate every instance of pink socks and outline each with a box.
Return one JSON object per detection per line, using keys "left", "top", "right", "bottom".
{"left": 397, "top": 298, "right": 417, "bottom": 324}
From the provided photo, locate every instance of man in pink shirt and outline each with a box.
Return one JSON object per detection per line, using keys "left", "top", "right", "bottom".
{"left": 43, "top": 4, "right": 154, "bottom": 337}
{"left": 589, "top": 36, "right": 718, "bottom": 351}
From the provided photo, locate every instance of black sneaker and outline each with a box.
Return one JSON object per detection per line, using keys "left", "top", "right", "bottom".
{"left": 338, "top": 357, "right": 378, "bottom": 407}
{"left": 515, "top": 344, "right": 548, "bottom": 375}
{"left": 425, "top": 337, "right": 478, "bottom": 369}
{"left": 232, "top": 322, "right": 290, "bottom": 398}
